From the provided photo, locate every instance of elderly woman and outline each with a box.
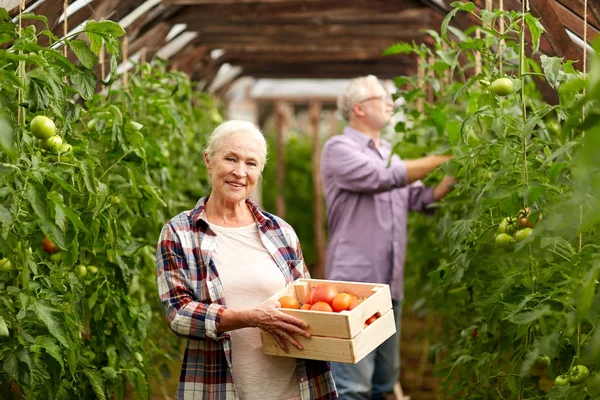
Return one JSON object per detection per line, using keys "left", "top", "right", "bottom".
{"left": 156, "top": 120, "right": 337, "bottom": 400}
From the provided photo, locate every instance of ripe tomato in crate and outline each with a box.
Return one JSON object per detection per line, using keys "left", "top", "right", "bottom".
{"left": 260, "top": 278, "right": 396, "bottom": 364}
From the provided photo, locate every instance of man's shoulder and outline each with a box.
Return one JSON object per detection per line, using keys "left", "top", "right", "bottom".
{"left": 323, "top": 133, "right": 360, "bottom": 154}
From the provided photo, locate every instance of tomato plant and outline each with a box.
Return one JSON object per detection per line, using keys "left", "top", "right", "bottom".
{"left": 386, "top": 3, "right": 600, "bottom": 399}
{"left": 0, "top": 7, "right": 222, "bottom": 398}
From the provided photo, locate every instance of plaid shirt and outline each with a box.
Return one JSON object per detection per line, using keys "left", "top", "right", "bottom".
{"left": 156, "top": 197, "right": 337, "bottom": 400}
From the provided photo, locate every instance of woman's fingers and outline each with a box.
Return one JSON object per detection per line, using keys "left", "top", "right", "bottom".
{"left": 270, "top": 331, "right": 289, "bottom": 353}
{"left": 271, "top": 329, "right": 303, "bottom": 351}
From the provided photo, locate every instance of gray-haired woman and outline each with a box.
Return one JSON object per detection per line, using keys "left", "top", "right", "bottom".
{"left": 156, "top": 120, "right": 337, "bottom": 400}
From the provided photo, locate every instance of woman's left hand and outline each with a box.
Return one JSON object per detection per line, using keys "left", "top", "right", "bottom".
{"left": 249, "top": 299, "right": 311, "bottom": 353}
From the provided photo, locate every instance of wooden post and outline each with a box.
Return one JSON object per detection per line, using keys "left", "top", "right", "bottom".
{"left": 275, "top": 101, "right": 289, "bottom": 218}
{"left": 328, "top": 110, "right": 338, "bottom": 138}
{"left": 310, "top": 101, "right": 326, "bottom": 279}
{"left": 122, "top": 35, "right": 129, "bottom": 89}
{"left": 99, "top": 46, "right": 105, "bottom": 80}
{"left": 417, "top": 57, "right": 424, "bottom": 113}
{"left": 427, "top": 53, "right": 435, "bottom": 102}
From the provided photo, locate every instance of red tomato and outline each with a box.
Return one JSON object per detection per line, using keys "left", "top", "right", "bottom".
{"left": 312, "top": 284, "right": 338, "bottom": 306}
{"left": 300, "top": 304, "right": 312, "bottom": 310}
{"left": 304, "top": 291, "right": 313, "bottom": 305}
{"left": 310, "top": 302, "right": 333, "bottom": 312}
{"left": 364, "top": 314, "right": 378, "bottom": 327}
{"left": 278, "top": 296, "right": 300, "bottom": 309}
{"left": 332, "top": 293, "right": 354, "bottom": 312}
{"left": 42, "top": 237, "right": 57, "bottom": 254}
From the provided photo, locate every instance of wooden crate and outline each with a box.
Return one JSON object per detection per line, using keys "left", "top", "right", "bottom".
{"left": 260, "top": 278, "right": 396, "bottom": 364}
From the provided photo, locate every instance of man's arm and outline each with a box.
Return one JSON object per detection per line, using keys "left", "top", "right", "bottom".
{"left": 433, "top": 176, "right": 458, "bottom": 201}
{"left": 322, "top": 138, "right": 452, "bottom": 193}
{"left": 404, "top": 155, "right": 454, "bottom": 184}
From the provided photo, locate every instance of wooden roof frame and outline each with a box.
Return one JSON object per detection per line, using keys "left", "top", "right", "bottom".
{"left": 5, "top": 0, "right": 599, "bottom": 102}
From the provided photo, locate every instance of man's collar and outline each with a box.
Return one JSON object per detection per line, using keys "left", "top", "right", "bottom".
{"left": 343, "top": 126, "right": 391, "bottom": 150}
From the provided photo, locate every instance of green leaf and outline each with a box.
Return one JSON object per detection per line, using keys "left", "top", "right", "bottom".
{"left": 31, "top": 336, "right": 64, "bottom": 371}
{"left": 85, "top": 369, "right": 107, "bottom": 400}
{"left": 509, "top": 305, "right": 551, "bottom": 324}
{"left": 382, "top": 42, "right": 414, "bottom": 56}
{"left": 85, "top": 20, "right": 126, "bottom": 38}
{"left": 0, "top": 9, "right": 10, "bottom": 22}
{"left": 447, "top": 120, "right": 461, "bottom": 146}
{"left": 69, "top": 39, "right": 98, "bottom": 69}
{"left": 577, "top": 262, "right": 600, "bottom": 322}
{"left": 87, "top": 32, "right": 103, "bottom": 55}
{"left": 0, "top": 117, "right": 16, "bottom": 161}
{"left": 71, "top": 66, "right": 97, "bottom": 101}
{"left": 48, "top": 192, "right": 89, "bottom": 233}
{"left": 20, "top": 12, "right": 48, "bottom": 29}
{"left": 0, "top": 315, "right": 9, "bottom": 336}
{"left": 540, "top": 55, "right": 563, "bottom": 89}
{"left": 442, "top": 2, "right": 475, "bottom": 42}
{"left": 32, "top": 302, "right": 70, "bottom": 348}
{"left": 525, "top": 14, "right": 545, "bottom": 53}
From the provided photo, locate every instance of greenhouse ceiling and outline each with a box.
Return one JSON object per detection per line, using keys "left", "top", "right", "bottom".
{"left": 3, "top": 0, "right": 599, "bottom": 98}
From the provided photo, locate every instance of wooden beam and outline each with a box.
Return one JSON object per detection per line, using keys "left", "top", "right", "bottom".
{"left": 309, "top": 101, "right": 326, "bottom": 280}
{"left": 6, "top": 0, "right": 35, "bottom": 16}
{"left": 237, "top": 63, "right": 415, "bottom": 79}
{"left": 167, "top": 1, "right": 428, "bottom": 24}
{"left": 164, "top": 0, "right": 329, "bottom": 3}
{"left": 51, "top": 1, "right": 95, "bottom": 40}
{"left": 219, "top": 50, "right": 416, "bottom": 63}
{"left": 170, "top": 44, "right": 208, "bottom": 76}
{"left": 529, "top": 0, "right": 584, "bottom": 67}
{"left": 274, "top": 101, "right": 289, "bottom": 219}
{"left": 23, "top": 0, "right": 65, "bottom": 46}
{"left": 183, "top": 22, "right": 438, "bottom": 39}
{"left": 552, "top": 1, "right": 599, "bottom": 42}
{"left": 556, "top": 0, "right": 600, "bottom": 30}
{"left": 127, "top": 21, "right": 171, "bottom": 57}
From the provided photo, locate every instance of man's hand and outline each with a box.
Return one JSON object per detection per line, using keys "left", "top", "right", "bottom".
{"left": 433, "top": 176, "right": 458, "bottom": 201}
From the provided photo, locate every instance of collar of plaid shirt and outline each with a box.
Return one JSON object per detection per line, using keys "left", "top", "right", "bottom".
{"left": 157, "top": 196, "right": 338, "bottom": 400}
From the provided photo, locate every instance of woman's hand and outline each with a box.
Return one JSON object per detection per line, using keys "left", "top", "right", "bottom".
{"left": 249, "top": 299, "right": 311, "bottom": 353}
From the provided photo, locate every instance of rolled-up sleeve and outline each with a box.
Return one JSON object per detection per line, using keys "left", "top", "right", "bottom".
{"left": 407, "top": 181, "right": 435, "bottom": 215}
{"left": 156, "top": 223, "right": 226, "bottom": 340}
{"left": 322, "top": 137, "right": 408, "bottom": 193}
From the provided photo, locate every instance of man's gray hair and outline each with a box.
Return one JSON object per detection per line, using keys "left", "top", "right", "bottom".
{"left": 204, "top": 120, "right": 268, "bottom": 170}
{"left": 337, "top": 75, "right": 380, "bottom": 121}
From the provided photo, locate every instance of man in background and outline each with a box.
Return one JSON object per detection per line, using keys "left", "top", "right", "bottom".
{"left": 321, "top": 75, "right": 456, "bottom": 400}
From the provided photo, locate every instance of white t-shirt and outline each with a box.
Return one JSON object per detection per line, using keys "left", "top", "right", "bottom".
{"left": 209, "top": 222, "right": 300, "bottom": 400}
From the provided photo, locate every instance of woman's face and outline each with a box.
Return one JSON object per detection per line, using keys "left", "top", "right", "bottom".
{"left": 205, "top": 131, "right": 264, "bottom": 205}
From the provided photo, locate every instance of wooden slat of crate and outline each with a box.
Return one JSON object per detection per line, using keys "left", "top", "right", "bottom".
{"left": 269, "top": 278, "right": 393, "bottom": 339}
{"left": 260, "top": 308, "right": 396, "bottom": 364}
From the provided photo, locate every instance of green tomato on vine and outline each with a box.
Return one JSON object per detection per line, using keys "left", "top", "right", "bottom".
{"left": 490, "top": 77, "right": 514, "bottom": 96}
{"left": 31, "top": 115, "right": 56, "bottom": 139}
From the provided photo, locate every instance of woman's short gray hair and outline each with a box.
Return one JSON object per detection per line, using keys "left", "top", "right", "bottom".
{"left": 337, "top": 75, "right": 380, "bottom": 121}
{"left": 204, "top": 120, "right": 268, "bottom": 170}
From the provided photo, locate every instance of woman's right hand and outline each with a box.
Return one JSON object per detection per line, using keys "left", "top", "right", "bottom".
{"left": 249, "top": 299, "right": 311, "bottom": 353}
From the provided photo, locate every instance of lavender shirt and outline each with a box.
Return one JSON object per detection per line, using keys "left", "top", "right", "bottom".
{"left": 321, "top": 126, "right": 435, "bottom": 300}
